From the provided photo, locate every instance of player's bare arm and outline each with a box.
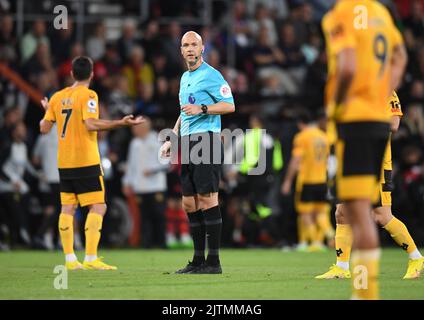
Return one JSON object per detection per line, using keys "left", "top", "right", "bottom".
{"left": 181, "top": 102, "right": 235, "bottom": 116}
{"left": 334, "top": 48, "right": 356, "bottom": 106}
{"left": 84, "top": 115, "right": 144, "bottom": 131}
{"left": 281, "top": 155, "right": 301, "bottom": 195}
{"left": 390, "top": 44, "right": 408, "bottom": 92}
{"left": 391, "top": 115, "right": 401, "bottom": 133}
{"left": 39, "top": 97, "right": 54, "bottom": 134}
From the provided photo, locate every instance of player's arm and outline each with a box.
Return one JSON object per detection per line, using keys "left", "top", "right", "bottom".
{"left": 39, "top": 97, "right": 55, "bottom": 134}
{"left": 391, "top": 115, "right": 401, "bottom": 133}
{"left": 281, "top": 155, "right": 301, "bottom": 195}
{"left": 326, "top": 6, "right": 356, "bottom": 108}
{"left": 84, "top": 115, "right": 144, "bottom": 131}
{"left": 334, "top": 48, "right": 356, "bottom": 106}
{"left": 390, "top": 44, "right": 407, "bottom": 92}
{"left": 83, "top": 90, "right": 144, "bottom": 131}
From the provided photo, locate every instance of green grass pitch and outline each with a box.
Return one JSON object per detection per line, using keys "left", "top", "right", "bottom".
{"left": 0, "top": 248, "right": 423, "bottom": 299}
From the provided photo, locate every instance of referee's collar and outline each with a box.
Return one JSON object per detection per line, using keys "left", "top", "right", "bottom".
{"left": 189, "top": 61, "right": 206, "bottom": 73}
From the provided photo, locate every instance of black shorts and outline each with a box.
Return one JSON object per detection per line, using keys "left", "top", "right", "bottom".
{"left": 60, "top": 176, "right": 106, "bottom": 207}
{"left": 335, "top": 122, "right": 390, "bottom": 202}
{"left": 180, "top": 132, "right": 223, "bottom": 196}
{"left": 300, "top": 183, "right": 328, "bottom": 202}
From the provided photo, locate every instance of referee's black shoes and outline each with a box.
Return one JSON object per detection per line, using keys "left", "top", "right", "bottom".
{"left": 175, "top": 261, "right": 203, "bottom": 274}
{"left": 189, "top": 262, "right": 222, "bottom": 274}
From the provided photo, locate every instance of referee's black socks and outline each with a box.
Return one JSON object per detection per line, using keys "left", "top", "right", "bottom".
{"left": 203, "top": 206, "right": 222, "bottom": 266}
{"left": 187, "top": 210, "right": 206, "bottom": 265}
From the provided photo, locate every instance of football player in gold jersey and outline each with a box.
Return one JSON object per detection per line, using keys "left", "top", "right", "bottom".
{"left": 316, "top": 92, "right": 424, "bottom": 281}
{"left": 322, "top": 0, "right": 407, "bottom": 299}
{"left": 40, "top": 56, "right": 143, "bottom": 270}
{"left": 282, "top": 112, "right": 334, "bottom": 252}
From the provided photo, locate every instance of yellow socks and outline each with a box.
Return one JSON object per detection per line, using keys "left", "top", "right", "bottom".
{"left": 335, "top": 224, "right": 353, "bottom": 266}
{"left": 305, "top": 223, "right": 319, "bottom": 244}
{"left": 297, "top": 217, "right": 307, "bottom": 244}
{"left": 317, "top": 209, "right": 335, "bottom": 240}
{"left": 85, "top": 213, "right": 103, "bottom": 257}
{"left": 351, "top": 249, "right": 381, "bottom": 300}
{"left": 59, "top": 214, "right": 74, "bottom": 255}
{"left": 383, "top": 217, "right": 417, "bottom": 254}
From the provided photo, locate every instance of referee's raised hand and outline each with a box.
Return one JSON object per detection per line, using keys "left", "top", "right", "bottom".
{"left": 181, "top": 104, "right": 202, "bottom": 116}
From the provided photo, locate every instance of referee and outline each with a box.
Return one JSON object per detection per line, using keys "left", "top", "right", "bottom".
{"left": 161, "top": 31, "right": 235, "bottom": 274}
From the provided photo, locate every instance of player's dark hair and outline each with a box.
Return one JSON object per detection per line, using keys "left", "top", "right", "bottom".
{"left": 296, "top": 109, "right": 312, "bottom": 125}
{"left": 72, "top": 56, "right": 93, "bottom": 81}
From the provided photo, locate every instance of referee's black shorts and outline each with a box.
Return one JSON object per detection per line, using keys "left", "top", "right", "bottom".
{"left": 180, "top": 132, "right": 223, "bottom": 196}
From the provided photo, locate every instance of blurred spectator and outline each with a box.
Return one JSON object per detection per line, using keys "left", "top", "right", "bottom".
{"left": 122, "top": 118, "right": 168, "bottom": 248}
{"left": 403, "top": 0, "right": 424, "bottom": 40}
{"left": 22, "top": 41, "right": 54, "bottom": 84}
{"left": 50, "top": 18, "right": 75, "bottom": 66}
{"left": 289, "top": 2, "right": 320, "bottom": 45}
{"left": 0, "top": 106, "right": 22, "bottom": 147}
{"left": 252, "top": 26, "right": 286, "bottom": 95}
{"left": 57, "top": 42, "right": 84, "bottom": 86}
{"left": 117, "top": 18, "right": 139, "bottom": 62}
{"left": 86, "top": 22, "right": 106, "bottom": 62}
{"left": 303, "top": 50, "right": 327, "bottom": 111}
{"left": 206, "top": 48, "right": 221, "bottom": 69}
{"left": 277, "top": 21, "right": 307, "bottom": 94}
{"left": 122, "top": 45, "right": 154, "bottom": 99}
{"left": 106, "top": 74, "right": 134, "bottom": 119}
{"left": 0, "top": 122, "right": 37, "bottom": 247}
{"left": 32, "top": 123, "right": 60, "bottom": 250}
{"left": 249, "top": 3, "right": 278, "bottom": 46}
{"left": 24, "top": 72, "right": 57, "bottom": 146}
{"left": 398, "top": 104, "right": 424, "bottom": 148}
{"left": 140, "top": 20, "right": 162, "bottom": 62}
{"left": 232, "top": 0, "right": 251, "bottom": 49}
{"left": 200, "top": 26, "right": 217, "bottom": 59}
{"left": 161, "top": 21, "right": 184, "bottom": 76}
{"left": 0, "top": 14, "right": 17, "bottom": 61}
{"left": 20, "top": 19, "right": 49, "bottom": 63}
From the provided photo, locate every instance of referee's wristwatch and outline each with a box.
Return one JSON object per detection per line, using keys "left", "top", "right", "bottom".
{"left": 201, "top": 104, "right": 208, "bottom": 114}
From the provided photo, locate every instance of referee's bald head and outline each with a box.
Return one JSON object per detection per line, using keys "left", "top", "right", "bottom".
{"left": 181, "top": 31, "right": 203, "bottom": 46}
{"left": 181, "top": 31, "right": 204, "bottom": 68}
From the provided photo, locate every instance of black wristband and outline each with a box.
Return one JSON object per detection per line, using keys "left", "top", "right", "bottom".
{"left": 201, "top": 104, "right": 208, "bottom": 114}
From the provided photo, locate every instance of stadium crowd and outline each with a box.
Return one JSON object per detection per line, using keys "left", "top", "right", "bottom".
{"left": 0, "top": 0, "right": 423, "bottom": 251}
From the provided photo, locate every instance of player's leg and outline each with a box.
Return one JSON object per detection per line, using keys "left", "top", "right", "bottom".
{"left": 76, "top": 176, "right": 116, "bottom": 270}
{"left": 373, "top": 204, "right": 424, "bottom": 279}
{"left": 296, "top": 216, "right": 308, "bottom": 251}
{"left": 294, "top": 189, "right": 309, "bottom": 251}
{"left": 316, "top": 204, "right": 335, "bottom": 247}
{"left": 308, "top": 207, "right": 328, "bottom": 252}
{"left": 316, "top": 204, "right": 352, "bottom": 279}
{"left": 300, "top": 212, "right": 318, "bottom": 250}
{"left": 59, "top": 178, "right": 83, "bottom": 270}
{"left": 335, "top": 128, "right": 388, "bottom": 300}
